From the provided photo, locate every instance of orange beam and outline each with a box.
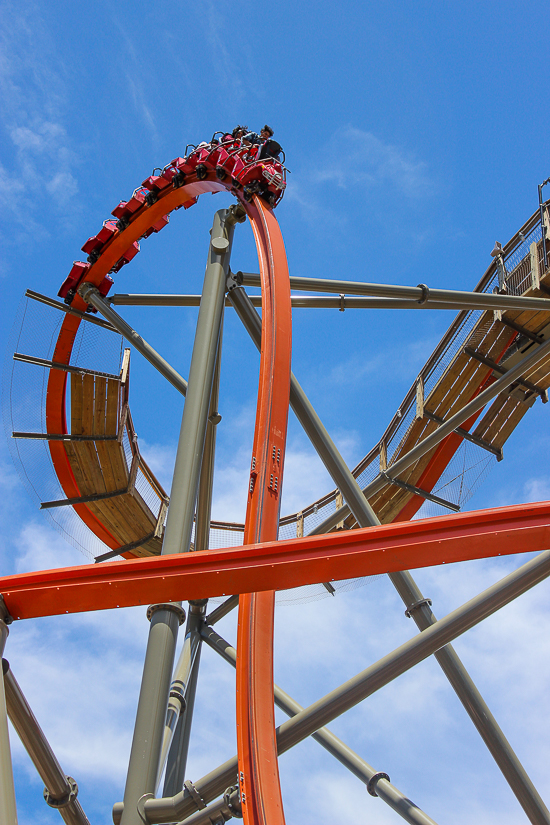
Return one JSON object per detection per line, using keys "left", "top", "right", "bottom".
{"left": 236, "top": 197, "right": 292, "bottom": 825}
{"left": 2, "top": 500, "right": 549, "bottom": 622}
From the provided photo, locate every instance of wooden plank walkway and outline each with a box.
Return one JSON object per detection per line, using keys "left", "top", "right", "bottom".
{"left": 63, "top": 351, "right": 165, "bottom": 557}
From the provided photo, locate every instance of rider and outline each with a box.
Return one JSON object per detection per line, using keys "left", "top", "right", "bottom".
{"left": 242, "top": 125, "right": 274, "bottom": 145}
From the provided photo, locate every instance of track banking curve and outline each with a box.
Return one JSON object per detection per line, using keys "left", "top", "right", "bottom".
{"left": 46, "top": 141, "right": 291, "bottom": 825}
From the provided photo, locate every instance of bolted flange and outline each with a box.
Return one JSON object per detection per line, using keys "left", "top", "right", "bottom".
{"left": 223, "top": 785, "right": 243, "bottom": 818}
{"left": 146, "top": 603, "right": 186, "bottom": 625}
{"left": 44, "top": 776, "right": 78, "bottom": 808}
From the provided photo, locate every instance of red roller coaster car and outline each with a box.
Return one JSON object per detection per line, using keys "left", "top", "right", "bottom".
{"left": 58, "top": 132, "right": 287, "bottom": 307}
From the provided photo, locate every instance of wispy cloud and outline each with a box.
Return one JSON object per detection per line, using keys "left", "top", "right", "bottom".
{"left": 0, "top": 3, "right": 80, "bottom": 245}
{"left": 315, "top": 126, "right": 434, "bottom": 198}
{"left": 285, "top": 125, "right": 436, "bottom": 228}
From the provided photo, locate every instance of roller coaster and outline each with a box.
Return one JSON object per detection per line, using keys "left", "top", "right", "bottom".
{"left": 2, "top": 137, "right": 550, "bottom": 825}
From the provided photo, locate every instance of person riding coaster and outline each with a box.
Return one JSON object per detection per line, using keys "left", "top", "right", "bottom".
{"left": 187, "top": 125, "right": 286, "bottom": 207}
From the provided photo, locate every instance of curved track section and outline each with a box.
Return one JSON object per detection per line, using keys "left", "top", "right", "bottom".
{"left": 236, "top": 198, "right": 291, "bottom": 825}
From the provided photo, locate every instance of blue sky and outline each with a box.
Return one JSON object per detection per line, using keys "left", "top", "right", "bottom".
{"left": 2, "top": 1, "right": 550, "bottom": 823}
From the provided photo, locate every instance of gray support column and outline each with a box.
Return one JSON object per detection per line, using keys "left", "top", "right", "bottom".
{"left": 140, "top": 546, "right": 550, "bottom": 825}
{"left": 0, "top": 620, "right": 17, "bottom": 825}
{"left": 3, "top": 661, "right": 90, "bottom": 825}
{"left": 201, "top": 625, "right": 438, "bottom": 825}
{"left": 77, "top": 284, "right": 188, "bottom": 397}
{"left": 161, "top": 330, "right": 223, "bottom": 797}
{"left": 161, "top": 209, "right": 234, "bottom": 558}
{"left": 119, "top": 209, "right": 236, "bottom": 825}
{"left": 120, "top": 606, "right": 184, "bottom": 825}
{"left": 228, "top": 286, "right": 550, "bottom": 825}
{"left": 162, "top": 603, "right": 206, "bottom": 797}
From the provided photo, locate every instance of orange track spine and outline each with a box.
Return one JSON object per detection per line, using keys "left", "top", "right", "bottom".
{"left": 236, "top": 197, "right": 292, "bottom": 825}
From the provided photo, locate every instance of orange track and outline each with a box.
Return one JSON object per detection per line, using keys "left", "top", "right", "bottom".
{"left": 236, "top": 197, "right": 292, "bottom": 825}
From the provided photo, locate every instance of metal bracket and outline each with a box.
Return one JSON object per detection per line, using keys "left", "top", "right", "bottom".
{"left": 424, "top": 410, "right": 503, "bottom": 461}
{"left": 339, "top": 294, "right": 345, "bottom": 312}
{"left": 464, "top": 346, "right": 548, "bottom": 401}
{"left": 0, "top": 595, "right": 13, "bottom": 625}
{"left": 224, "top": 785, "right": 243, "bottom": 818}
{"left": 226, "top": 269, "right": 244, "bottom": 292}
{"left": 94, "top": 532, "right": 157, "bottom": 563}
{"left": 146, "top": 603, "right": 186, "bottom": 625}
{"left": 367, "top": 771, "right": 391, "bottom": 797}
{"left": 405, "top": 598, "right": 433, "bottom": 618}
{"left": 381, "top": 472, "right": 460, "bottom": 512}
{"left": 41, "top": 487, "right": 129, "bottom": 510}
{"left": 227, "top": 203, "right": 247, "bottom": 225}
{"left": 43, "top": 776, "right": 78, "bottom": 809}
{"left": 184, "top": 779, "right": 208, "bottom": 811}
{"left": 416, "top": 283, "right": 429, "bottom": 304}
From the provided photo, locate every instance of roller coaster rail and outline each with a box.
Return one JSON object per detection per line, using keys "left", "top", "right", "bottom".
{"left": 2, "top": 135, "right": 550, "bottom": 825}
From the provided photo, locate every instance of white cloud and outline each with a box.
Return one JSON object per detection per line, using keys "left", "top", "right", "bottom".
{"left": 0, "top": 3, "right": 80, "bottom": 243}
{"left": 523, "top": 475, "right": 550, "bottom": 502}
{"left": 315, "top": 126, "right": 434, "bottom": 199}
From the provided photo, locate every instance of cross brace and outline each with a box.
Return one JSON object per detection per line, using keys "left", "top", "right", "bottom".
{"left": 423, "top": 410, "right": 503, "bottom": 460}
{"left": 1, "top": 499, "right": 549, "bottom": 620}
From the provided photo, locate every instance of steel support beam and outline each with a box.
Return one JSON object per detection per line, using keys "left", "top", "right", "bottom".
{"left": 228, "top": 286, "right": 550, "bottom": 824}
{"left": 160, "top": 603, "right": 206, "bottom": 796}
{"left": 118, "top": 209, "right": 235, "bottom": 825}
{"left": 139, "top": 546, "right": 550, "bottom": 824}
{"left": 423, "top": 410, "right": 503, "bottom": 460}
{"left": 77, "top": 284, "right": 189, "bottom": 397}
{"left": 201, "top": 624, "right": 438, "bottom": 825}
{"left": 25, "top": 288, "right": 117, "bottom": 331}
{"left": 0, "top": 618, "right": 17, "bottom": 825}
{"left": 13, "top": 352, "right": 120, "bottom": 379}
{"left": 108, "top": 293, "right": 539, "bottom": 312}
{"left": 205, "top": 595, "right": 240, "bottom": 626}
{"left": 3, "top": 660, "right": 90, "bottom": 825}
{"left": 240, "top": 272, "right": 550, "bottom": 312}
{"left": 464, "top": 346, "right": 548, "bottom": 400}
{"left": 162, "top": 333, "right": 223, "bottom": 798}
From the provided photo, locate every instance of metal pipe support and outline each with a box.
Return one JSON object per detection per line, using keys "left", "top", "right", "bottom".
{"left": 77, "top": 284, "right": 189, "bottom": 396}
{"left": 200, "top": 625, "right": 438, "bottom": 825}
{"left": 3, "top": 660, "right": 90, "bottom": 825}
{"left": 240, "top": 272, "right": 550, "bottom": 312}
{"left": 0, "top": 626, "right": 17, "bottom": 825}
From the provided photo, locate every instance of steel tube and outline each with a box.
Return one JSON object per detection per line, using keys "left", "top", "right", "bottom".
{"left": 205, "top": 595, "right": 240, "bottom": 625}
{"left": 119, "top": 210, "right": 235, "bottom": 825}
{"left": 157, "top": 623, "right": 200, "bottom": 791}
{"left": 141, "top": 547, "right": 550, "bottom": 824}
{"left": 201, "top": 625, "right": 438, "bottom": 825}
{"left": 108, "top": 293, "right": 528, "bottom": 311}
{"left": 240, "top": 272, "right": 550, "bottom": 312}
{"left": 77, "top": 284, "right": 189, "bottom": 396}
{"left": 229, "top": 286, "right": 550, "bottom": 823}
{"left": 162, "top": 209, "right": 233, "bottom": 558}
{"left": 161, "top": 336, "right": 222, "bottom": 796}
{"left": 163, "top": 605, "right": 206, "bottom": 797}
{"left": 0, "top": 627, "right": 17, "bottom": 825}
{"left": 3, "top": 660, "right": 90, "bottom": 825}
{"left": 194, "top": 325, "right": 222, "bottom": 555}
